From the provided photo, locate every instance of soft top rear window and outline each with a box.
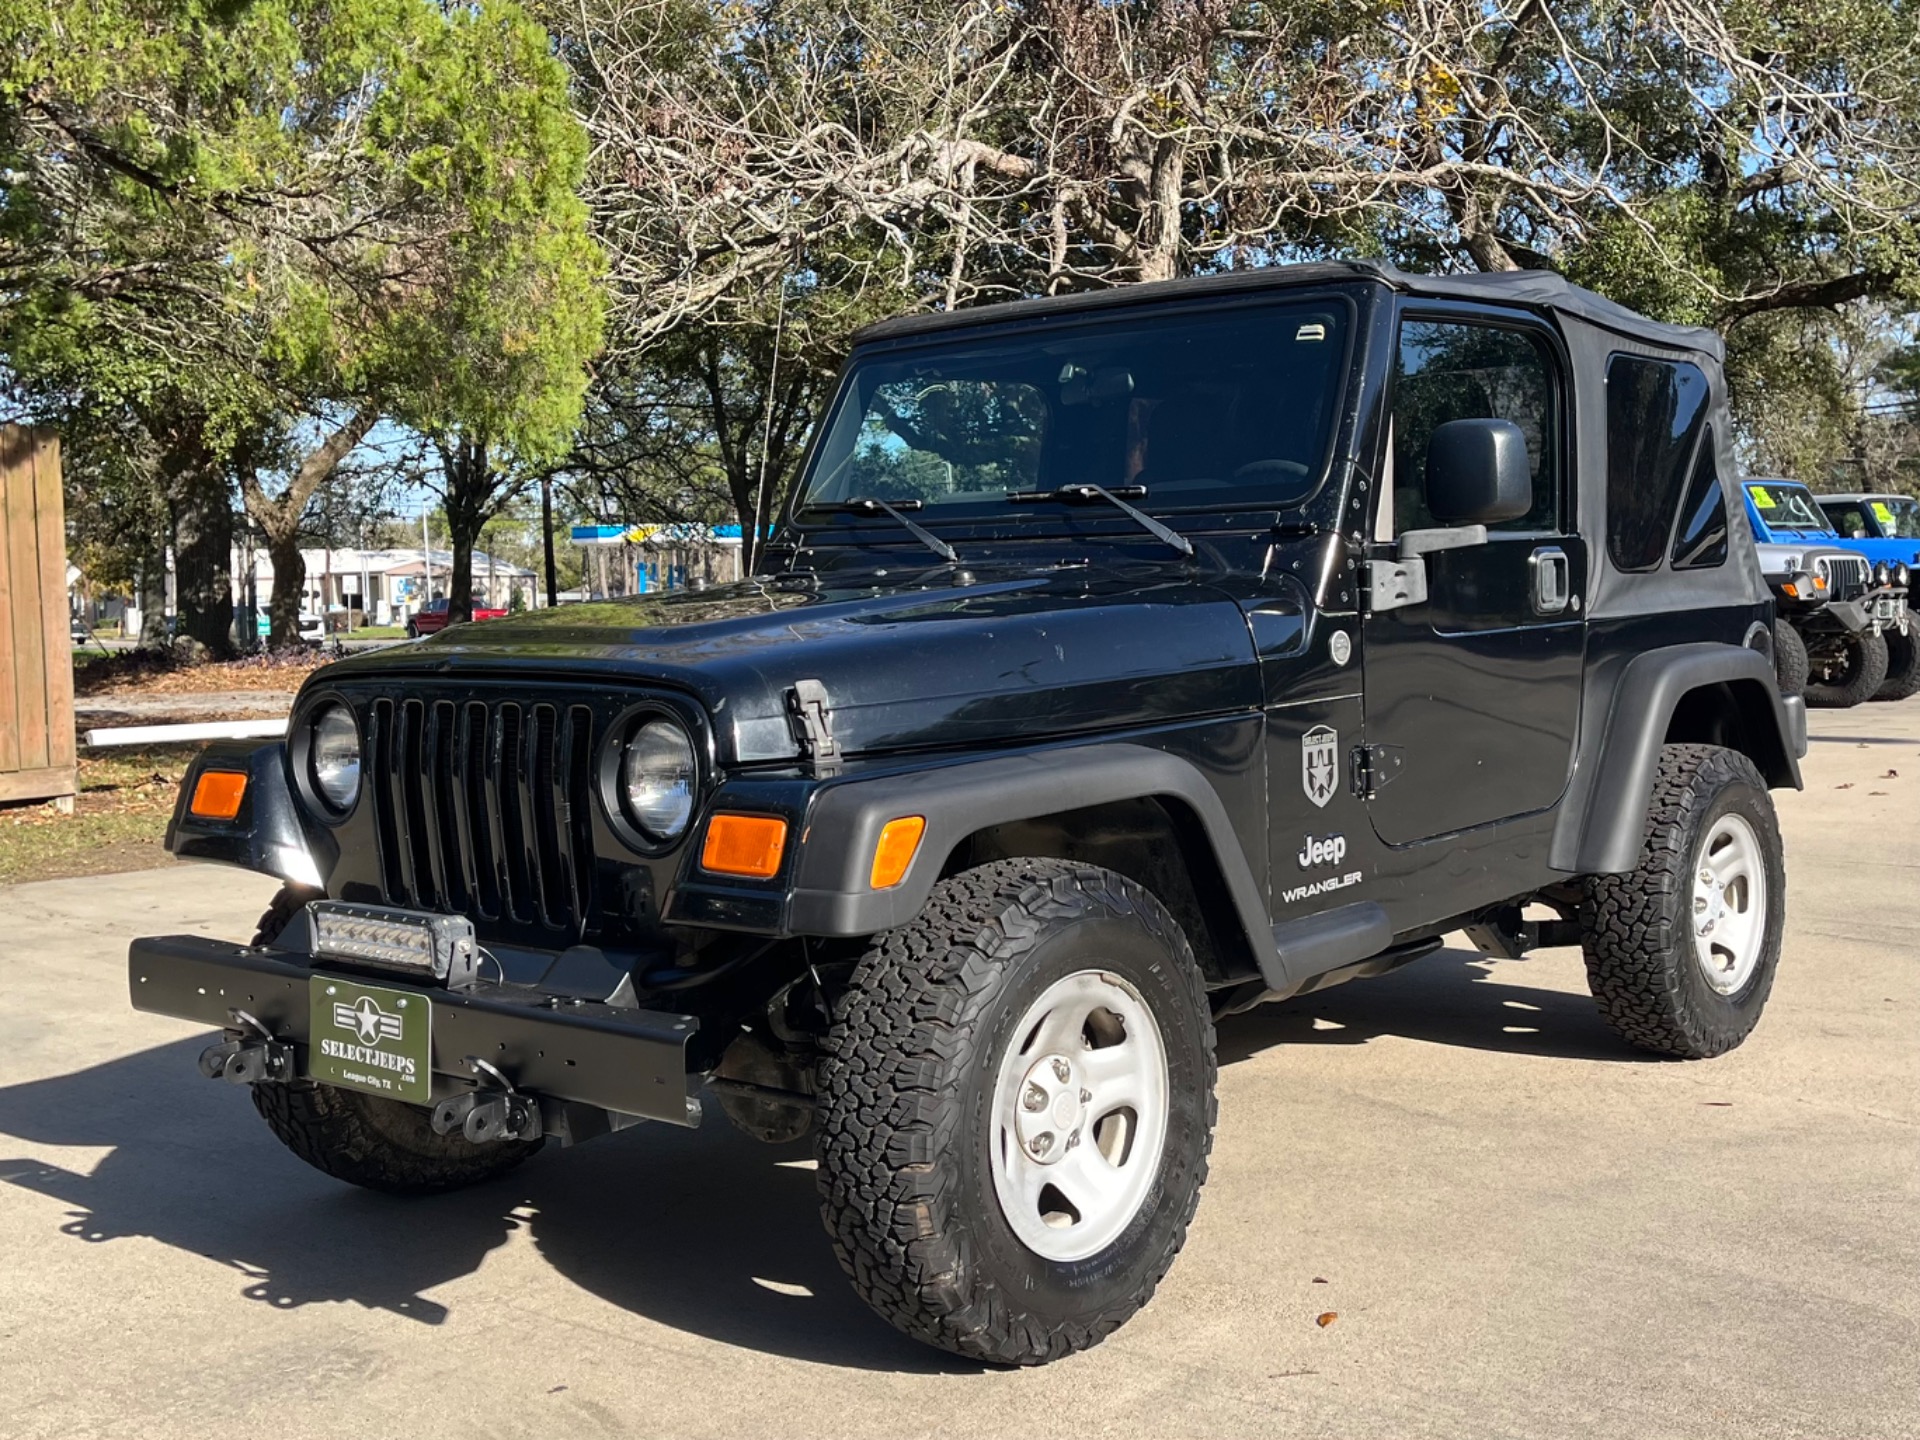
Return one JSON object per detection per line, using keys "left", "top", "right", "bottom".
{"left": 797, "top": 299, "right": 1353, "bottom": 517}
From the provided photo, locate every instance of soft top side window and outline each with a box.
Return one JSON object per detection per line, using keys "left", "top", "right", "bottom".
{"left": 1604, "top": 354, "right": 1711, "bottom": 571}
{"left": 1670, "top": 426, "right": 1728, "bottom": 570}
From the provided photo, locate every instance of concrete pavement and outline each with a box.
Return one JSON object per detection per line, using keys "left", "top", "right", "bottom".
{"left": 0, "top": 707, "right": 1914, "bottom": 1439}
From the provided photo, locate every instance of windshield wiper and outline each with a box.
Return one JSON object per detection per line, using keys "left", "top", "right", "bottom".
{"left": 800, "top": 495, "right": 958, "bottom": 563}
{"left": 1007, "top": 483, "right": 1194, "bottom": 557}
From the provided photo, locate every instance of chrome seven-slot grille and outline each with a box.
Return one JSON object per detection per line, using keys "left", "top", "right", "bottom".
{"left": 1822, "top": 554, "right": 1870, "bottom": 598}
{"left": 365, "top": 696, "right": 598, "bottom": 937}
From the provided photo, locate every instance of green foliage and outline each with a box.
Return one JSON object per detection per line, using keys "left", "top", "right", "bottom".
{"left": 1, "top": 0, "right": 605, "bottom": 615}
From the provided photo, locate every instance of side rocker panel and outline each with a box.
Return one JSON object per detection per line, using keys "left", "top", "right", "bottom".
{"left": 1549, "top": 643, "right": 1804, "bottom": 877}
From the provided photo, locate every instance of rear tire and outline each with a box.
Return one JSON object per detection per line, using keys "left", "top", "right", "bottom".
{"left": 1773, "top": 621, "right": 1808, "bottom": 698}
{"left": 1579, "top": 745, "right": 1785, "bottom": 1059}
{"left": 1804, "top": 629, "right": 1888, "bottom": 708}
{"left": 1873, "top": 626, "right": 1920, "bottom": 701}
{"left": 245, "top": 886, "right": 542, "bottom": 1194}
{"left": 816, "top": 859, "right": 1215, "bottom": 1366}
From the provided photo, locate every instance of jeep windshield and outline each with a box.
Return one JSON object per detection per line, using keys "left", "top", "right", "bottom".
{"left": 796, "top": 298, "right": 1351, "bottom": 524}
{"left": 1746, "top": 482, "right": 1830, "bottom": 532}
{"left": 1869, "top": 496, "right": 1920, "bottom": 538}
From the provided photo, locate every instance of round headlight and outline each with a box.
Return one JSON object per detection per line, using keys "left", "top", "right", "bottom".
{"left": 1875, "top": 561, "right": 1891, "bottom": 586}
{"left": 1897, "top": 563, "right": 1911, "bottom": 588}
{"left": 621, "top": 720, "right": 697, "bottom": 839}
{"left": 310, "top": 704, "right": 361, "bottom": 812}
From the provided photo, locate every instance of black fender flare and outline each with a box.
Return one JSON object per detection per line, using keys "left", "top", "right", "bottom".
{"left": 1549, "top": 643, "right": 1805, "bottom": 877}
{"left": 787, "top": 743, "right": 1275, "bottom": 966}
{"left": 164, "top": 740, "right": 324, "bottom": 889}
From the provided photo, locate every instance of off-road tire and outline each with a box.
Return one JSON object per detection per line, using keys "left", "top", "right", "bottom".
{"left": 1773, "top": 621, "right": 1808, "bottom": 698}
{"left": 252, "top": 1081, "right": 541, "bottom": 1195}
{"left": 1804, "top": 629, "right": 1888, "bottom": 708}
{"left": 245, "top": 884, "right": 542, "bottom": 1194}
{"left": 1579, "top": 745, "right": 1785, "bottom": 1059}
{"left": 1873, "top": 626, "right": 1920, "bottom": 702}
{"left": 249, "top": 884, "right": 323, "bottom": 947}
{"left": 815, "top": 859, "right": 1216, "bottom": 1366}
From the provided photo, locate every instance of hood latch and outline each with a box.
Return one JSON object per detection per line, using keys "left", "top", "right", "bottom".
{"left": 787, "top": 678, "right": 842, "bottom": 777}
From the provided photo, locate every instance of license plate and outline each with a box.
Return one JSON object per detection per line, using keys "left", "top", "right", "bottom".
{"left": 308, "top": 976, "right": 432, "bottom": 1105}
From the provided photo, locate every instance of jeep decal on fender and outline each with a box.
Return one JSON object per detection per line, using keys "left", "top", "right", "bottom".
{"left": 1302, "top": 725, "right": 1339, "bottom": 808}
{"left": 1280, "top": 870, "right": 1364, "bottom": 904}
{"left": 1297, "top": 833, "right": 1348, "bottom": 869}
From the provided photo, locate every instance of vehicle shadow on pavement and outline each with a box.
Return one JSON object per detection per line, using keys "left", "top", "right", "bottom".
{"left": 0, "top": 1037, "right": 969, "bottom": 1373}
{"left": 1216, "top": 946, "right": 1639, "bottom": 1067}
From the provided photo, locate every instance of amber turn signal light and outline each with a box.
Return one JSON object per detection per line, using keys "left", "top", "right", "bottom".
{"left": 700, "top": 813, "right": 788, "bottom": 878}
{"left": 189, "top": 770, "right": 248, "bottom": 821}
{"left": 870, "top": 816, "right": 926, "bottom": 889}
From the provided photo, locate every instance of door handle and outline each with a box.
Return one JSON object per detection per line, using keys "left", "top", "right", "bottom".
{"left": 1529, "top": 546, "right": 1570, "bottom": 615}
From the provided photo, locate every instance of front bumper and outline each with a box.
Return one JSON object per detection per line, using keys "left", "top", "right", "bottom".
{"left": 128, "top": 934, "right": 701, "bottom": 1127}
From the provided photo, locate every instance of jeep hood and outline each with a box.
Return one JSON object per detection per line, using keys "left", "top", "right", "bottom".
{"left": 319, "top": 561, "right": 1272, "bottom": 763}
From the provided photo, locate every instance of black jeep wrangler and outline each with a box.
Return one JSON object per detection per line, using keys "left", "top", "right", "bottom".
{"left": 133, "top": 263, "right": 1805, "bottom": 1365}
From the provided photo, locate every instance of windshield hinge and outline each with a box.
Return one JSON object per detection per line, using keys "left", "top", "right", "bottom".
{"left": 787, "top": 678, "right": 842, "bottom": 777}
{"left": 1349, "top": 743, "right": 1405, "bottom": 799}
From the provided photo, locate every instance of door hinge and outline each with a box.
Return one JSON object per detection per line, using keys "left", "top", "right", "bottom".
{"left": 1361, "top": 558, "right": 1428, "bottom": 614}
{"left": 1349, "top": 743, "right": 1405, "bottom": 799}
{"left": 786, "top": 678, "right": 842, "bottom": 777}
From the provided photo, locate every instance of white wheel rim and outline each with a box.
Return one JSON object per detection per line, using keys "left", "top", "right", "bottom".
{"left": 987, "top": 969, "right": 1169, "bottom": 1263}
{"left": 1692, "top": 814, "right": 1767, "bottom": 995}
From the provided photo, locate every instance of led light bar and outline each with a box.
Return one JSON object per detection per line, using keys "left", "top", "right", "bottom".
{"left": 308, "top": 902, "right": 476, "bottom": 982}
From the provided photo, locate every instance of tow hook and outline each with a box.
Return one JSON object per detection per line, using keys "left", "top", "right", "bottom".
{"left": 431, "top": 1056, "right": 543, "bottom": 1144}
{"left": 197, "top": 1009, "right": 294, "bottom": 1086}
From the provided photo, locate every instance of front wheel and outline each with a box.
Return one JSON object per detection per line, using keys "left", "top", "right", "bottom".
{"left": 815, "top": 859, "right": 1216, "bottom": 1366}
{"left": 1874, "top": 625, "right": 1920, "bottom": 701}
{"left": 245, "top": 885, "right": 542, "bottom": 1193}
{"left": 405, "top": 621, "right": 419, "bottom": 639}
{"left": 1579, "top": 744, "right": 1785, "bottom": 1058}
{"left": 1773, "top": 620, "right": 1808, "bottom": 698}
{"left": 1804, "top": 629, "right": 1888, "bottom": 708}
{"left": 253, "top": 1080, "right": 542, "bottom": 1194}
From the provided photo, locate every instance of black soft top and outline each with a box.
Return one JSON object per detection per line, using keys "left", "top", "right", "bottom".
{"left": 855, "top": 260, "right": 1723, "bottom": 359}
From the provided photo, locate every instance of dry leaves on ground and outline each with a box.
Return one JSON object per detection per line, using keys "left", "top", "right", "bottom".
{"left": 73, "top": 649, "right": 329, "bottom": 698}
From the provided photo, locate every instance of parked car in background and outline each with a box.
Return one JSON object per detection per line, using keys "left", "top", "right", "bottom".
{"left": 1745, "top": 478, "right": 1920, "bottom": 575}
{"left": 1752, "top": 540, "right": 1905, "bottom": 703}
{"left": 1816, "top": 491, "right": 1920, "bottom": 544}
{"left": 1741, "top": 480, "right": 1914, "bottom": 704}
{"left": 405, "top": 597, "right": 508, "bottom": 638}
{"left": 255, "top": 611, "right": 326, "bottom": 645}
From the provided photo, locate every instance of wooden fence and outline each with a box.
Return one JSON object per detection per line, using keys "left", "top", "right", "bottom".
{"left": 0, "top": 426, "right": 76, "bottom": 807}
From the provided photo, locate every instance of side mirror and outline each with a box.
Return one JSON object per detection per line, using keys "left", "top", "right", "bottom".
{"left": 1425, "top": 418, "right": 1532, "bottom": 527}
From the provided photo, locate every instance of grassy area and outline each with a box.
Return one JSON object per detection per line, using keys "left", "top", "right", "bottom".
{"left": 342, "top": 624, "right": 407, "bottom": 639}
{"left": 0, "top": 744, "right": 201, "bottom": 886}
